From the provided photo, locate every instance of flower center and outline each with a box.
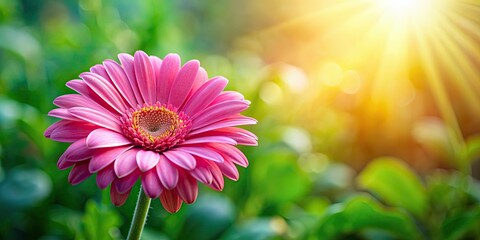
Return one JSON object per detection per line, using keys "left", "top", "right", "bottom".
{"left": 121, "top": 103, "right": 191, "bottom": 152}
{"left": 133, "top": 106, "right": 179, "bottom": 141}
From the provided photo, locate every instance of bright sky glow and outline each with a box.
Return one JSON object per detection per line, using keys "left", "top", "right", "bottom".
{"left": 254, "top": 0, "right": 480, "bottom": 144}
{"left": 380, "top": 0, "right": 428, "bottom": 16}
{"left": 375, "top": 0, "right": 436, "bottom": 26}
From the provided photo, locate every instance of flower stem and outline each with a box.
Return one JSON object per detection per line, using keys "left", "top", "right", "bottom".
{"left": 127, "top": 187, "right": 151, "bottom": 240}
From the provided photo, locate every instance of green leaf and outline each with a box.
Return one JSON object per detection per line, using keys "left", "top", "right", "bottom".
{"left": 177, "top": 194, "right": 235, "bottom": 240}
{"left": 442, "top": 205, "right": 480, "bottom": 240}
{"left": 427, "top": 170, "right": 480, "bottom": 212}
{"left": 48, "top": 206, "right": 83, "bottom": 238}
{"left": 82, "top": 200, "right": 122, "bottom": 240}
{"left": 252, "top": 147, "right": 310, "bottom": 204}
{"left": 357, "top": 157, "right": 427, "bottom": 216}
{"left": 141, "top": 228, "right": 170, "bottom": 240}
{"left": 316, "top": 195, "right": 422, "bottom": 239}
{"left": 0, "top": 25, "right": 41, "bottom": 61}
{"left": 0, "top": 168, "right": 52, "bottom": 210}
{"left": 465, "top": 135, "right": 480, "bottom": 163}
{"left": 222, "top": 217, "right": 287, "bottom": 240}
{"left": 413, "top": 118, "right": 457, "bottom": 165}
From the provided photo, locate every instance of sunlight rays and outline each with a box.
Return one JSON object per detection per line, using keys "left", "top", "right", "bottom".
{"left": 252, "top": 0, "right": 480, "bottom": 147}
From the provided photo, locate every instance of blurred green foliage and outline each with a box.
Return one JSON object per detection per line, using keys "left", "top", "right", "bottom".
{"left": 1, "top": 0, "right": 479, "bottom": 239}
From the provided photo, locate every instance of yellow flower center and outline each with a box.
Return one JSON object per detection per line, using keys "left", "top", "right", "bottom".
{"left": 132, "top": 106, "right": 182, "bottom": 142}
{"left": 121, "top": 103, "right": 191, "bottom": 151}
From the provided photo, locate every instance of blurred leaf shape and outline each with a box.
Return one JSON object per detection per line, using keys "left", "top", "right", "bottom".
{"left": 177, "top": 194, "right": 235, "bottom": 240}
{"left": 465, "top": 135, "right": 480, "bottom": 164}
{"left": 141, "top": 228, "right": 170, "bottom": 240}
{"left": 253, "top": 147, "right": 310, "bottom": 204}
{"left": 441, "top": 205, "right": 480, "bottom": 240}
{"left": 49, "top": 205, "right": 83, "bottom": 238}
{"left": 312, "top": 162, "right": 355, "bottom": 195}
{"left": 357, "top": 157, "right": 427, "bottom": 216}
{"left": 427, "top": 170, "right": 480, "bottom": 210}
{"left": 0, "top": 96, "right": 40, "bottom": 129}
{"left": 0, "top": 25, "right": 41, "bottom": 61}
{"left": 315, "top": 195, "right": 421, "bottom": 240}
{"left": 282, "top": 127, "right": 312, "bottom": 154}
{"left": 222, "top": 217, "right": 287, "bottom": 240}
{"left": 413, "top": 118, "right": 457, "bottom": 166}
{"left": 0, "top": 168, "right": 51, "bottom": 209}
{"left": 0, "top": 158, "right": 3, "bottom": 182}
{"left": 81, "top": 200, "right": 122, "bottom": 240}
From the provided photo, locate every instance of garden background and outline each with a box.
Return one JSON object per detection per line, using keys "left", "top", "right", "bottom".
{"left": 1, "top": 0, "right": 480, "bottom": 239}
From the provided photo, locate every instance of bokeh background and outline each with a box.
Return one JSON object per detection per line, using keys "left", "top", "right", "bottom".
{"left": 1, "top": 0, "right": 480, "bottom": 239}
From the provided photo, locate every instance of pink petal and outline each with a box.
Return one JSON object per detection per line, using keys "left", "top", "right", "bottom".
{"left": 160, "top": 189, "right": 183, "bottom": 213}
{"left": 69, "top": 107, "right": 122, "bottom": 133}
{"left": 156, "top": 155, "right": 179, "bottom": 190}
{"left": 181, "top": 67, "right": 208, "bottom": 107}
{"left": 67, "top": 80, "right": 105, "bottom": 104}
{"left": 114, "top": 148, "right": 140, "bottom": 178}
{"left": 66, "top": 80, "right": 119, "bottom": 113}
{"left": 90, "top": 64, "right": 112, "bottom": 84}
{"left": 136, "top": 150, "right": 160, "bottom": 172}
{"left": 216, "top": 157, "right": 239, "bottom": 181}
{"left": 103, "top": 60, "right": 137, "bottom": 108}
{"left": 63, "top": 138, "right": 93, "bottom": 162}
{"left": 210, "top": 143, "right": 249, "bottom": 167}
{"left": 175, "top": 173, "right": 198, "bottom": 204}
{"left": 86, "top": 128, "right": 132, "bottom": 149}
{"left": 189, "top": 128, "right": 257, "bottom": 146}
{"left": 110, "top": 184, "right": 131, "bottom": 206}
{"left": 150, "top": 56, "right": 163, "bottom": 74}
{"left": 66, "top": 79, "right": 88, "bottom": 94}
{"left": 134, "top": 51, "right": 156, "bottom": 103}
{"left": 89, "top": 145, "right": 132, "bottom": 173}
{"left": 181, "top": 77, "right": 228, "bottom": 116}
{"left": 175, "top": 146, "right": 224, "bottom": 163}
{"left": 192, "top": 100, "right": 249, "bottom": 130}
{"left": 209, "top": 91, "right": 245, "bottom": 106}
{"left": 208, "top": 163, "right": 224, "bottom": 191}
{"left": 168, "top": 60, "right": 199, "bottom": 107}
{"left": 53, "top": 94, "right": 90, "bottom": 108}
{"left": 181, "top": 136, "right": 237, "bottom": 145}
{"left": 141, "top": 168, "right": 163, "bottom": 198}
{"left": 53, "top": 94, "right": 119, "bottom": 119}
{"left": 80, "top": 72, "right": 127, "bottom": 114}
{"left": 190, "top": 169, "right": 212, "bottom": 185}
{"left": 114, "top": 169, "right": 140, "bottom": 194}
{"left": 163, "top": 150, "right": 196, "bottom": 170}
{"left": 68, "top": 161, "right": 92, "bottom": 185}
{"left": 157, "top": 54, "right": 180, "bottom": 104}
{"left": 188, "top": 115, "right": 257, "bottom": 135}
{"left": 45, "top": 120, "right": 61, "bottom": 138}
{"left": 118, "top": 53, "right": 143, "bottom": 104}
{"left": 226, "top": 127, "right": 258, "bottom": 139}
{"left": 57, "top": 154, "right": 76, "bottom": 170}
{"left": 50, "top": 120, "right": 99, "bottom": 142}
{"left": 48, "top": 108, "right": 80, "bottom": 121}
{"left": 96, "top": 165, "right": 116, "bottom": 189}
{"left": 150, "top": 55, "right": 163, "bottom": 98}
{"left": 190, "top": 67, "right": 208, "bottom": 93}
{"left": 189, "top": 161, "right": 213, "bottom": 184}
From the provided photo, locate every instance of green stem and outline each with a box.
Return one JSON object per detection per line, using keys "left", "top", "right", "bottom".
{"left": 127, "top": 187, "right": 151, "bottom": 240}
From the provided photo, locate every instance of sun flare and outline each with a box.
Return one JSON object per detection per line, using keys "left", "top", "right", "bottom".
{"left": 378, "top": 0, "right": 431, "bottom": 18}
{"left": 254, "top": 0, "right": 480, "bottom": 151}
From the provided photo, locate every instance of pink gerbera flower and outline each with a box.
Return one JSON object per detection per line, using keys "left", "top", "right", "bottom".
{"left": 45, "top": 51, "right": 257, "bottom": 213}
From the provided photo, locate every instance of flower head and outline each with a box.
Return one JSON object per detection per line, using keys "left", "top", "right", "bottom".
{"left": 45, "top": 51, "right": 257, "bottom": 213}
